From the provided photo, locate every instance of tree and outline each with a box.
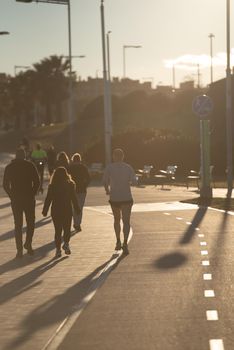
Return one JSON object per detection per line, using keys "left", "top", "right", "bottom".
{"left": 33, "top": 55, "right": 70, "bottom": 124}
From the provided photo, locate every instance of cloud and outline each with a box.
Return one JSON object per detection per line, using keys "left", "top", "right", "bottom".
{"left": 164, "top": 50, "right": 234, "bottom": 70}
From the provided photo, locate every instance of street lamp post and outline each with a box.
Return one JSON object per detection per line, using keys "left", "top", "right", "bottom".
{"left": 106, "top": 30, "right": 113, "bottom": 140}
{"left": 106, "top": 31, "right": 111, "bottom": 82}
{"left": 123, "top": 45, "right": 142, "bottom": 78}
{"left": 16, "top": 0, "right": 73, "bottom": 117}
{"left": 100, "top": 0, "right": 112, "bottom": 165}
{"left": 0, "top": 31, "right": 10, "bottom": 35}
{"left": 208, "top": 33, "right": 215, "bottom": 85}
{"left": 226, "top": 0, "right": 233, "bottom": 196}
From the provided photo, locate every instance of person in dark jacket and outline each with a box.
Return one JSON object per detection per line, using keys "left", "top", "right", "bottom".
{"left": 69, "top": 153, "right": 90, "bottom": 232}
{"left": 3, "top": 148, "right": 40, "bottom": 258}
{"left": 42, "top": 167, "right": 80, "bottom": 258}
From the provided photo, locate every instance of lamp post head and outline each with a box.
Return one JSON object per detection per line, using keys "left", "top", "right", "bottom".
{"left": 0, "top": 31, "right": 9, "bottom": 35}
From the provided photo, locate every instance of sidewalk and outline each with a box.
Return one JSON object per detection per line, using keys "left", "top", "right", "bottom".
{"left": 0, "top": 197, "right": 116, "bottom": 350}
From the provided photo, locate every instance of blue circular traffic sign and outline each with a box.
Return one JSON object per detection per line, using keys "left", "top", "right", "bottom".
{"left": 192, "top": 95, "right": 213, "bottom": 119}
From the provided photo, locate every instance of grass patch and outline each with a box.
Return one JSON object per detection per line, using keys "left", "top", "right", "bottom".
{"left": 181, "top": 197, "right": 234, "bottom": 211}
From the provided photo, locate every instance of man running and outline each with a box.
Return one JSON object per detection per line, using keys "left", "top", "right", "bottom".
{"left": 3, "top": 148, "right": 40, "bottom": 258}
{"left": 103, "top": 148, "right": 137, "bottom": 254}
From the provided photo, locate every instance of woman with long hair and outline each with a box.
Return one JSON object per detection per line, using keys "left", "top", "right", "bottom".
{"left": 42, "top": 167, "right": 80, "bottom": 258}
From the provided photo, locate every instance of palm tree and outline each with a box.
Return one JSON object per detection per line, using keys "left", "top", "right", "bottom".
{"left": 33, "top": 55, "right": 70, "bottom": 124}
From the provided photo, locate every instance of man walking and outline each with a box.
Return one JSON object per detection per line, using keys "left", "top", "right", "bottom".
{"left": 69, "top": 153, "right": 90, "bottom": 232}
{"left": 3, "top": 148, "right": 40, "bottom": 258}
{"left": 103, "top": 148, "right": 137, "bottom": 254}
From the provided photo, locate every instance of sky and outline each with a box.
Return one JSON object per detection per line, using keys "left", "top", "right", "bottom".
{"left": 0, "top": 0, "right": 234, "bottom": 87}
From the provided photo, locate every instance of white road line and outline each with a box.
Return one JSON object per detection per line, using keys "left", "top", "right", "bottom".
{"left": 200, "top": 241, "right": 207, "bottom": 246}
{"left": 164, "top": 212, "right": 171, "bottom": 216}
{"left": 198, "top": 233, "right": 205, "bottom": 238}
{"left": 41, "top": 225, "right": 134, "bottom": 350}
{"left": 176, "top": 217, "right": 183, "bottom": 220}
{"left": 204, "top": 290, "right": 215, "bottom": 297}
{"left": 206, "top": 310, "right": 219, "bottom": 321}
{"left": 209, "top": 339, "right": 224, "bottom": 350}
{"left": 186, "top": 221, "right": 192, "bottom": 225}
{"left": 195, "top": 227, "right": 200, "bottom": 231}
{"left": 202, "top": 260, "right": 210, "bottom": 266}
{"left": 203, "top": 273, "right": 212, "bottom": 280}
{"left": 201, "top": 250, "right": 208, "bottom": 256}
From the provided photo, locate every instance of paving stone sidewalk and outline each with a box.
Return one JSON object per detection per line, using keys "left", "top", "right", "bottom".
{"left": 0, "top": 197, "right": 115, "bottom": 350}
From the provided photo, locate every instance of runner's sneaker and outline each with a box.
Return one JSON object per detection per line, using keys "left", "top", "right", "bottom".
{"left": 115, "top": 241, "right": 122, "bottom": 251}
{"left": 122, "top": 242, "right": 129, "bottom": 255}
{"left": 15, "top": 251, "right": 23, "bottom": 259}
{"left": 55, "top": 249, "right": 62, "bottom": 258}
{"left": 24, "top": 242, "right": 34, "bottom": 256}
{"left": 62, "top": 243, "right": 71, "bottom": 255}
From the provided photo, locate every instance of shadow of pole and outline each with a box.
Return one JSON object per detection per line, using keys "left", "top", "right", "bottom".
{"left": 179, "top": 206, "right": 208, "bottom": 244}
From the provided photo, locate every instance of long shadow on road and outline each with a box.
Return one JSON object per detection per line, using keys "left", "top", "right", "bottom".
{"left": 0, "top": 257, "right": 68, "bottom": 306}
{"left": 179, "top": 206, "right": 207, "bottom": 244}
{"left": 5, "top": 253, "right": 126, "bottom": 350}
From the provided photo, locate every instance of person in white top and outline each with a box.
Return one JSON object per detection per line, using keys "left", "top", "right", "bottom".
{"left": 103, "top": 148, "right": 137, "bottom": 254}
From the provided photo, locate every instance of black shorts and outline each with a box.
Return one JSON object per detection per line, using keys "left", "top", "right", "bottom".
{"left": 109, "top": 200, "right": 133, "bottom": 208}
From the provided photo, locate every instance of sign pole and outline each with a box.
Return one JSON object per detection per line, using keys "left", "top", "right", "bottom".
{"left": 200, "top": 119, "right": 212, "bottom": 199}
{"left": 192, "top": 94, "right": 213, "bottom": 200}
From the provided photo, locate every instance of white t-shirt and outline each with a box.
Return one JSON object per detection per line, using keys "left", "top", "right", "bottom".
{"left": 103, "top": 162, "right": 137, "bottom": 202}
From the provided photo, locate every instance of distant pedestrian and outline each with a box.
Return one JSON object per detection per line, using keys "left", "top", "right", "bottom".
{"left": 103, "top": 148, "right": 137, "bottom": 254}
{"left": 42, "top": 167, "right": 80, "bottom": 258}
{"left": 69, "top": 153, "right": 90, "bottom": 232}
{"left": 20, "top": 136, "right": 31, "bottom": 160}
{"left": 55, "top": 151, "right": 70, "bottom": 170}
{"left": 47, "top": 145, "right": 57, "bottom": 176}
{"left": 3, "top": 148, "right": 40, "bottom": 258}
{"left": 31, "top": 143, "right": 47, "bottom": 193}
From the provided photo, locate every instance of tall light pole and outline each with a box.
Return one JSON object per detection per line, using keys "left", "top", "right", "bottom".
{"left": 14, "top": 65, "right": 30, "bottom": 76}
{"left": 208, "top": 33, "right": 215, "bottom": 85}
{"left": 16, "top": 0, "right": 73, "bottom": 115}
{"left": 106, "top": 30, "right": 113, "bottom": 139}
{"left": 100, "top": 0, "right": 112, "bottom": 165}
{"left": 106, "top": 31, "right": 112, "bottom": 82}
{"left": 0, "top": 31, "right": 9, "bottom": 35}
{"left": 226, "top": 0, "right": 233, "bottom": 196}
{"left": 123, "top": 45, "right": 142, "bottom": 78}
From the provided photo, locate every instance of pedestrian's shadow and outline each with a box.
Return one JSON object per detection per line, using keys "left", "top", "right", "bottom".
{"left": 0, "top": 240, "right": 55, "bottom": 276}
{"left": 179, "top": 206, "right": 207, "bottom": 244}
{"left": 0, "top": 257, "right": 68, "bottom": 306}
{"left": 5, "top": 252, "right": 126, "bottom": 350}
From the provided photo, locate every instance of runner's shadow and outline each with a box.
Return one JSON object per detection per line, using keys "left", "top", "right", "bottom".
{"left": 179, "top": 206, "right": 207, "bottom": 244}
{"left": 5, "top": 253, "right": 125, "bottom": 350}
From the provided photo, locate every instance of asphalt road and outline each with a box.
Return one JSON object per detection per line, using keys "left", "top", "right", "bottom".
{"left": 57, "top": 204, "right": 234, "bottom": 350}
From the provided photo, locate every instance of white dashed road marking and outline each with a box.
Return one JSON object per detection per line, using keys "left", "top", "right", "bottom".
{"left": 206, "top": 310, "right": 219, "bottom": 321}
{"left": 209, "top": 339, "right": 224, "bottom": 350}
{"left": 205, "top": 290, "right": 215, "bottom": 298}
{"left": 200, "top": 241, "right": 207, "bottom": 246}
{"left": 204, "top": 273, "right": 212, "bottom": 280}
{"left": 201, "top": 250, "right": 208, "bottom": 256}
{"left": 202, "top": 260, "right": 210, "bottom": 266}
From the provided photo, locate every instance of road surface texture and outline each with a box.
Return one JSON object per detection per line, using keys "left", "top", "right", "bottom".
{"left": 1, "top": 153, "right": 234, "bottom": 350}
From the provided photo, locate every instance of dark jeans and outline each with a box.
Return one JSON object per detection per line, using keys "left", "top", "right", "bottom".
{"left": 11, "top": 197, "right": 36, "bottom": 253}
{"left": 52, "top": 213, "right": 72, "bottom": 250}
